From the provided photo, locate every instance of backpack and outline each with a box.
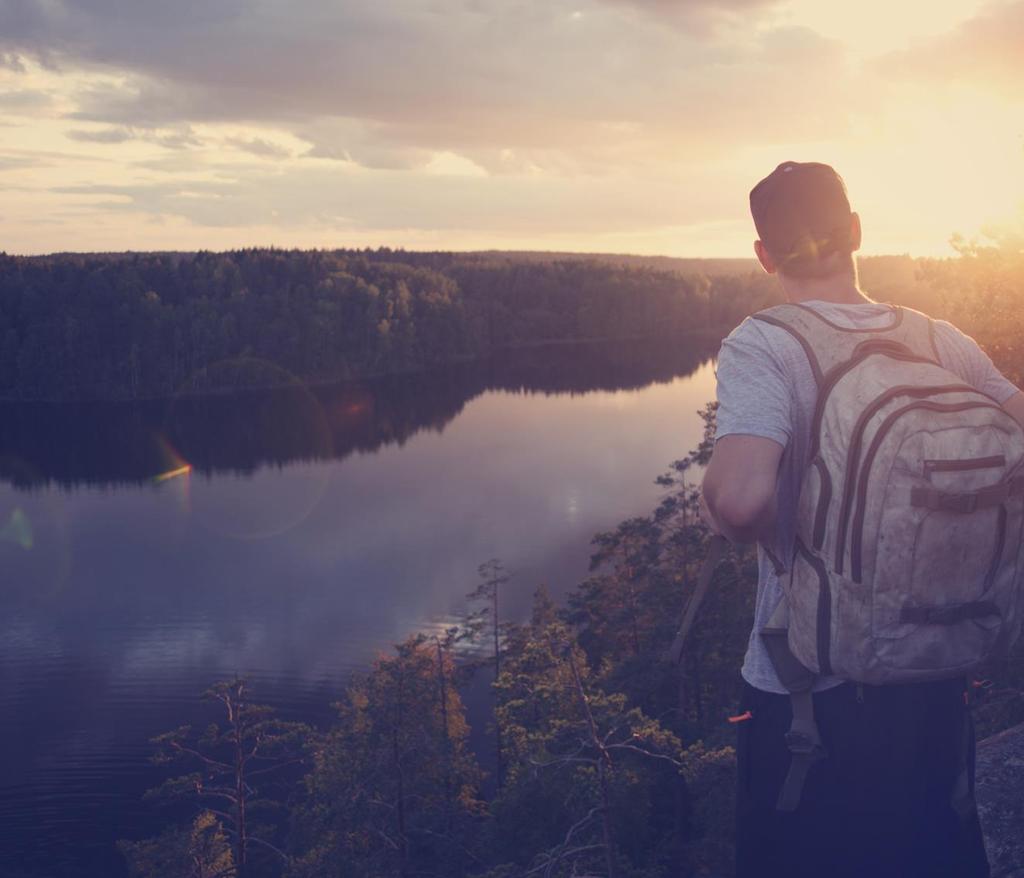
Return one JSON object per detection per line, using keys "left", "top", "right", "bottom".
{"left": 748, "top": 302, "right": 1024, "bottom": 812}
{"left": 755, "top": 302, "right": 1024, "bottom": 686}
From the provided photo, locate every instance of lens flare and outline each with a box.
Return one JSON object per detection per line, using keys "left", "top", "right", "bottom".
{"left": 0, "top": 508, "right": 33, "bottom": 549}
{"left": 161, "top": 358, "right": 333, "bottom": 540}
{"left": 153, "top": 463, "right": 192, "bottom": 484}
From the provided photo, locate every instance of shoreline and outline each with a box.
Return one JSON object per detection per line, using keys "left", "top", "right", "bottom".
{"left": 0, "top": 328, "right": 727, "bottom": 406}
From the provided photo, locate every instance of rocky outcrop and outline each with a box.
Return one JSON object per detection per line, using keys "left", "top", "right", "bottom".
{"left": 977, "top": 722, "right": 1024, "bottom": 877}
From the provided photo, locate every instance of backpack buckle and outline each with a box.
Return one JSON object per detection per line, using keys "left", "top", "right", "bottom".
{"left": 783, "top": 730, "right": 827, "bottom": 760}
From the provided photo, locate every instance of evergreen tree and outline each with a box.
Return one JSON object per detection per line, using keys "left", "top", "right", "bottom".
{"left": 466, "top": 558, "right": 515, "bottom": 788}
{"left": 144, "top": 679, "right": 307, "bottom": 878}
{"left": 486, "top": 588, "right": 685, "bottom": 877}
{"left": 288, "top": 635, "right": 484, "bottom": 878}
{"left": 118, "top": 811, "right": 236, "bottom": 878}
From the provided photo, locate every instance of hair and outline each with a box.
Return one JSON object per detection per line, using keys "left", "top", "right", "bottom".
{"left": 773, "top": 245, "right": 857, "bottom": 281}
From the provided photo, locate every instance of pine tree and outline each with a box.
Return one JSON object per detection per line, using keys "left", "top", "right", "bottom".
{"left": 288, "top": 636, "right": 484, "bottom": 878}
{"left": 487, "top": 588, "right": 685, "bottom": 877}
{"left": 145, "top": 679, "right": 307, "bottom": 878}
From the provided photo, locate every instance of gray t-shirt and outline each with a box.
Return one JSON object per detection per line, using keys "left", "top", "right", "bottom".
{"left": 714, "top": 299, "right": 1020, "bottom": 694}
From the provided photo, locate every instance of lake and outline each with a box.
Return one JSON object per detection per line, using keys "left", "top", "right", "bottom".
{"left": 0, "top": 338, "right": 718, "bottom": 877}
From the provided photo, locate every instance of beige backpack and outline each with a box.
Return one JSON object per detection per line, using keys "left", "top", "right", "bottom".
{"left": 751, "top": 302, "right": 1024, "bottom": 809}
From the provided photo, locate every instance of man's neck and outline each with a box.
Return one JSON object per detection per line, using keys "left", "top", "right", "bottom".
{"left": 779, "top": 275, "right": 872, "bottom": 306}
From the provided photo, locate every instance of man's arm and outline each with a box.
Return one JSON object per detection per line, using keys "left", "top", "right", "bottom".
{"left": 701, "top": 433, "right": 784, "bottom": 544}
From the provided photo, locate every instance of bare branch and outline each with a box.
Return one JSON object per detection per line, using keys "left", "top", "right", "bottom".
{"left": 247, "top": 834, "right": 289, "bottom": 861}
{"left": 605, "top": 742, "right": 682, "bottom": 766}
{"left": 245, "top": 758, "right": 305, "bottom": 779}
{"left": 523, "top": 844, "right": 606, "bottom": 877}
{"left": 169, "top": 741, "right": 232, "bottom": 771}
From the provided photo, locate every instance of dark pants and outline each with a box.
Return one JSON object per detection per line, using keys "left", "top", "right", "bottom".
{"left": 735, "top": 679, "right": 990, "bottom": 878}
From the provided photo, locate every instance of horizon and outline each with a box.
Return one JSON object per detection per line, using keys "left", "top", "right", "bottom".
{"left": 2, "top": 1, "right": 1022, "bottom": 257}
{"left": 0, "top": 246, "right": 938, "bottom": 263}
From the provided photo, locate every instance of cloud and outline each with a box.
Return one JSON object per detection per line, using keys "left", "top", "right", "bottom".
{"left": 0, "top": 87, "right": 52, "bottom": 114}
{"left": 0, "top": 154, "right": 39, "bottom": 171}
{"left": 66, "top": 126, "right": 133, "bottom": 143}
{"left": 151, "top": 127, "right": 203, "bottom": 150}
{"left": 225, "top": 136, "right": 291, "bottom": 160}
{"left": 52, "top": 158, "right": 736, "bottom": 235}
{"left": 64, "top": 123, "right": 203, "bottom": 149}
{"left": 598, "top": 0, "right": 782, "bottom": 28}
{"left": 0, "top": 0, "right": 852, "bottom": 170}
{"left": 0, "top": 52, "right": 26, "bottom": 72}
{"left": 880, "top": 0, "right": 1024, "bottom": 94}
{"left": 607, "top": 0, "right": 776, "bottom": 6}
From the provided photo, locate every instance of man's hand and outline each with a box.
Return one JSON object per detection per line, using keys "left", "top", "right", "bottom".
{"left": 701, "top": 433, "right": 784, "bottom": 544}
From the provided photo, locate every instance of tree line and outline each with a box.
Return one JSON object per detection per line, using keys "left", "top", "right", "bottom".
{"left": 0, "top": 249, "right": 778, "bottom": 402}
{"left": 0, "top": 244, "right": 1007, "bottom": 404}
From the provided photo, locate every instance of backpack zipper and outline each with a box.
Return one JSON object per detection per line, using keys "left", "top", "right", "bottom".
{"left": 924, "top": 455, "right": 1006, "bottom": 475}
{"left": 832, "top": 384, "right": 977, "bottom": 573}
{"left": 848, "top": 400, "right": 1007, "bottom": 582}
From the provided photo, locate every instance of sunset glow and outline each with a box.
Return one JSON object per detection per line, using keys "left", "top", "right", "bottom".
{"left": 1, "top": 0, "right": 1021, "bottom": 256}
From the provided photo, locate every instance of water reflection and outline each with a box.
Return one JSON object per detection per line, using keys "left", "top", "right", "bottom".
{"left": 0, "top": 337, "right": 716, "bottom": 489}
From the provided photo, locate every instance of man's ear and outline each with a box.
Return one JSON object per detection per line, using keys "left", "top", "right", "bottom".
{"left": 754, "top": 240, "right": 777, "bottom": 274}
{"left": 849, "top": 212, "right": 862, "bottom": 252}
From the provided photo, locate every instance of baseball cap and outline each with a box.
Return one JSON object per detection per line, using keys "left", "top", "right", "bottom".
{"left": 749, "top": 161, "right": 853, "bottom": 270}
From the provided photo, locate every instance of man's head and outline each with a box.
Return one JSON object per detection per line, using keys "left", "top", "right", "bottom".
{"left": 749, "top": 161, "right": 861, "bottom": 280}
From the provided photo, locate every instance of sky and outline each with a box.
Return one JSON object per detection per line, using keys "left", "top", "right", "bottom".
{"left": 0, "top": 0, "right": 1022, "bottom": 257}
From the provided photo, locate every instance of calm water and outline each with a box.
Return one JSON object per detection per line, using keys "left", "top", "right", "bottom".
{"left": 0, "top": 339, "right": 717, "bottom": 876}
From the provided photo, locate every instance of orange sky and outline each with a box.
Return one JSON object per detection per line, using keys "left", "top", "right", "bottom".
{"left": 0, "top": 0, "right": 1021, "bottom": 257}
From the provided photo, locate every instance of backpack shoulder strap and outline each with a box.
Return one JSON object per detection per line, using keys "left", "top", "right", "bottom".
{"left": 889, "top": 305, "right": 942, "bottom": 364}
{"left": 760, "top": 599, "right": 826, "bottom": 813}
{"left": 752, "top": 303, "right": 938, "bottom": 388}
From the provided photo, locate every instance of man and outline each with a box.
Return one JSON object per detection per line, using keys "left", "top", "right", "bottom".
{"left": 701, "top": 161, "right": 1024, "bottom": 877}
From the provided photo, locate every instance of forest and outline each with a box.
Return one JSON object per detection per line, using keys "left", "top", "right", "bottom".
{"left": 109, "top": 230, "right": 1024, "bottom": 878}
{"left": 0, "top": 248, "right": 783, "bottom": 401}
{"left": 0, "top": 250, "right": 713, "bottom": 401}
{"left": 0, "top": 245, "right": 969, "bottom": 403}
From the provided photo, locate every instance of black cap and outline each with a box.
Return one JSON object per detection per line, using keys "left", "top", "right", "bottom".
{"left": 749, "top": 161, "right": 852, "bottom": 270}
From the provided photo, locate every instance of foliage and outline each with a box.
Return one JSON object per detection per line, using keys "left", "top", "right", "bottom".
{"left": 570, "top": 403, "right": 755, "bottom": 743}
{"left": 917, "top": 227, "right": 1024, "bottom": 385}
{"left": 118, "top": 811, "right": 235, "bottom": 878}
{"left": 287, "top": 635, "right": 485, "bottom": 878}
{"left": 131, "top": 679, "right": 308, "bottom": 878}
{"left": 486, "top": 588, "right": 687, "bottom": 878}
{"left": 465, "top": 558, "right": 516, "bottom": 788}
